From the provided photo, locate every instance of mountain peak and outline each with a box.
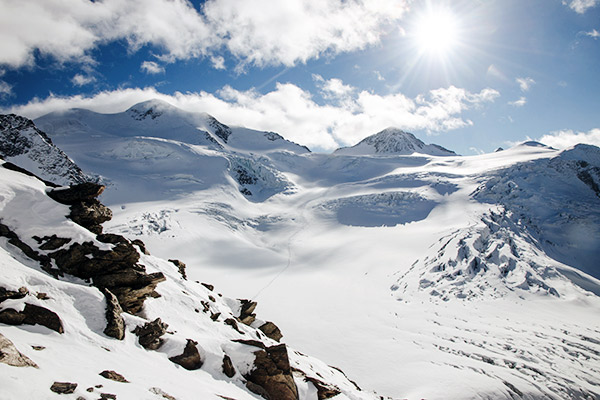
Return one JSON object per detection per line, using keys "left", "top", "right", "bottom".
{"left": 334, "top": 127, "right": 456, "bottom": 156}
{"left": 126, "top": 99, "right": 176, "bottom": 121}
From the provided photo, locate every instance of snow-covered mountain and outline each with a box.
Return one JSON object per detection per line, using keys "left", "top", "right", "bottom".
{"left": 1, "top": 101, "right": 599, "bottom": 399}
{"left": 334, "top": 127, "right": 456, "bottom": 156}
{"left": 0, "top": 114, "right": 89, "bottom": 185}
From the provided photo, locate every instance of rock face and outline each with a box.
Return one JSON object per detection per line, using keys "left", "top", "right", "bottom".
{"left": 238, "top": 299, "right": 257, "bottom": 326}
{"left": 258, "top": 322, "right": 283, "bottom": 342}
{"left": 48, "top": 183, "right": 112, "bottom": 234}
{"left": 133, "top": 318, "right": 168, "bottom": 350}
{"left": 0, "top": 303, "right": 64, "bottom": 333}
{"left": 168, "top": 339, "right": 203, "bottom": 370}
{"left": 0, "top": 114, "right": 88, "bottom": 185}
{"left": 103, "top": 289, "right": 125, "bottom": 340}
{"left": 245, "top": 344, "right": 298, "bottom": 400}
{"left": 0, "top": 333, "right": 38, "bottom": 368}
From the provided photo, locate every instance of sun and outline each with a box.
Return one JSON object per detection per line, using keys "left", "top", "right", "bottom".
{"left": 413, "top": 7, "right": 460, "bottom": 57}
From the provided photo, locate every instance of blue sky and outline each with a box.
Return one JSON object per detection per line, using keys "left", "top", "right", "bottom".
{"left": 0, "top": 0, "right": 599, "bottom": 154}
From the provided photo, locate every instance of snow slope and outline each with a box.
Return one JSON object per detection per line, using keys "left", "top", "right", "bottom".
{"left": 0, "top": 162, "right": 377, "bottom": 400}
{"left": 0, "top": 102, "right": 595, "bottom": 399}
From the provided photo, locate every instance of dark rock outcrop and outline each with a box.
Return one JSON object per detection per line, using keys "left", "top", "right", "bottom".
{"left": 48, "top": 183, "right": 111, "bottom": 234}
{"left": 0, "top": 333, "right": 38, "bottom": 368}
{"left": 32, "top": 235, "right": 71, "bottom": 251}
{"left": 258, "top": 322, "right": 283, "bottom": 342}
{"left": 245, "top": 344, "right": 298, "bottom": 400}
{"left": 304, "top": 376, "right": 341, "bottom": 400}
{"left": 222, "top": 354, "right": 236, "bottom": 378}
{"left": 0, "top": 303, "right": 64, "bottom": 333}
{"left": 103, "top": 289, "right": 125, "bottom": 340}
{"left": 99, "top": 370, "right": 129, "bottom": 383}
{"left": 0, "top": 286, "right": 28, "bottom": 303}
{"left": 238, "top": 300, "right": 257, "bottom": 326}
{"left": 50, "top": 382, "right": 77, "bottom": 394}
{"left": 169, "top": 339, "right": 203, "bottom": 370}
{"left": 168, "top": 259, "right": 187, "bottom": 280}
{"left": 133, "top": 318, "right": 168, "bottom": 350}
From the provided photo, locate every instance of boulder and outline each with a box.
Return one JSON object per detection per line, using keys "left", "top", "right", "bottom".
{"left": 133, "top": 318, "right": 168, "bottom": 350}
{"left": 259, "top": 322, "right": 283, "bottom": 342}
{"left": 245, "top": 344, "right": 298, "bottom": 400}
{"left": 222, "top": 354, "right": 236, "bottom": 378}
{"left": 47, "top": 183, "right": 105, "bottom": 205}
{"left": 0, "top": 303, "right": 64, "bottom": 333}
{"left": 168, "top": 339, "right": 203, "bottom": 370}
{"left": 0, "top": 333, "right": 38, "bottom": 368}
{"left": 0, "top": 286, "right": 28, "bottom": 303}
{"left": 238, "top": 299, "right": 257, "bottom": 326}
{"left": 304, "top": 376, "right": 341, "bottom": 400}
{"left": 99, "top": 370, "right": 128, "bottom": 383}
{"left": 102, "top": 289, "right": 125, "bottom": 340}
{"left": 50, "top": 382, "right": 77, "bottom": 394}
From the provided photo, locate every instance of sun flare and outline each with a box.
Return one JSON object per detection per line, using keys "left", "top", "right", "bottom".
{"left": 414, "top": 8, "right": 460, "bottom": 56}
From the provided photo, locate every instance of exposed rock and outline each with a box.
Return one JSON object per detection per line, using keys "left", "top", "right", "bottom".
{"left": 149, "top": 387, "right": 177, "bottom": 400}
{"left": 36, "top": 292, "right": 50, "bottom": 300}
{"left": 131, "top": 239, "right": 150, "bottom": 255}
{"left": 304, "top": 376, "right": 341, "bottom": 400}
{"left": 47, "top": 183, "right": 105, "bottom": 205}
{"left": 232, "top": 339, "right": 265, "bottom": 349}
{"left": 238, "top": 299, "right": 257, "bottom": 326}
{"left": 0, "top": 286, "right": 28, "bottom": 303}
{"left": 69, "top": 200, "right": 113, "bottom": 234}
{"left": 245, "top": 344, "right": 298, "bottom": 400}
{"left": 0, "top": 223, "right": 54, "bottom": 274}
{"left": 259, "top": 322, "right": 283, "bottom": 342}
{"left": 99, "top": 370, "right": 129, "bottom": 383}
{"left": 32, "top": 345, "right": 45, "bottom": 350}
{"left": 133, "top": 318, "right": 168, "bottom": 350}
{"left": 168, "top": 259, "right": 187, "bottom": 280}
{"left": 168, "top": 339, "right": 203, "bottom": 370}
{"left": 0, "top": 332, "right": 38, "bottom": 368}
{"left": 210, "top": 312, "right": 220, "bottom": 321}
{"left": 222, "top": 354, "right": 236, "bottom": 378}
{"left": 33, "top": 235, "right": 71, "bottom": 251}
{"left": 1, "top": 161, "right": 57, "bottom": 187}
{"left": 0, "top": 303, "right": 64, "bottom": 333}
{"left": 103, "top": 289, "right": 125, "bottom": 340}
{"left": 201, "top": 283, "right": 214, "bottom": 291}
{"left": 224, "top": 318, "right": 243, "bottom": 334}
{"left": 99, "top": 393, "right": 117, "bottom": 400}
{"left": 50, "top": 382, "right": 77, "bottom": 394}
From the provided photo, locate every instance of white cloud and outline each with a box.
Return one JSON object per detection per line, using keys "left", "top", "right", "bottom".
{"left": 585, "top": 29, "right": 600, "bottom": 38}
{"left": 538, "top": 128, "right": 600, "bottom": 149}
{"left": 210, "top": 56, "right": 226, "bottom": 70}
{"left": 0, "top": 80, "right": 12, "bottom": 96}
{"left": 516, "top": 77, "right": 535, "bottom": 92}
{"left": 0, "top": 0, "right": 410, "bottom": 70}
{"left": 140, "top": 61, "right": 165, "bottom": 74}
{"left": 563, "top": 0, "right": 599, "bottom": 13}
{"left": 508, "top": 97, "right": 527, "bottom": 107}
{"left": 71, "top": 74, "right": 96, "bottom": 87}
{"left": 2, "top": 81, "right": 499, "bottom": 152}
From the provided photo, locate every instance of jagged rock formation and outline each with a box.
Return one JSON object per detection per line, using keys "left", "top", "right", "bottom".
{"left": 0, "top": 114, "right": 89, "bottom": 185}
{"left": 0, "top": 333, "right": 38, "bottom": 368}
{"left": 246, "top": 344, "right": 299, "bottom": 400}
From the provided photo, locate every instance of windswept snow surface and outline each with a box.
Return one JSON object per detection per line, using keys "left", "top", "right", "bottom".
{"left": 25, "top": 103, "right": 600, "bottom": 399}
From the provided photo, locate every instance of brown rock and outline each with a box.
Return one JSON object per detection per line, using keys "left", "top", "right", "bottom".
{"left": 201, "top": 283, "right": 214, "bottom": 291}
{"left": 0, "top": 333, "right": 38, "bottom": 368}
{"left": 50, "top": 382, "right": 77, "bottom": 394}
{"left": 305, "top": 376, "right": 341, "bottom": 400}
{"left": 131, "top": 239, "right": 150, "bottom": 255}
{"left": 169, "top": 339, "right": 203, "bottom": 370}
{"left": 224, "top": 318, "right": 243, "bottom": 334}
{"left": 222, "top": 354, "right": 236, "bottom": 378}
{"left": 47, "top": 183, "right": 105, "bottom": 205}
{"left": 0, "top": 303, "right": 64, "bottom": 333}
{"left": 259, "top": 322, "right": 283, "bottom": 342}
{"left": 99, "top": 370, "right": 128, "bottom": 383}
{"left": 168, "top": 259, "right": 187, "bottom": 280}
{"left": 33, "top": 235, "right": 71, "bottom": 251}
{"left": 133, "top": 318, "right": 168, "bottom": 350}
{"left": 102, "top": 289, "right": 125, "bottom": 340}
{"left": 0, "top": 286, "right": 28, "bottom": 303}
{"left": 245, "top": 344, "right": 298, "bottom": 400}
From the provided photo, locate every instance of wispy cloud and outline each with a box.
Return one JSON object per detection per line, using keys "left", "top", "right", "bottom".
{"left": 140, "top": 61, "right": 165, "bottom": 74}
{"left": 538, "top": 128, "right": 600, "bottom": 148}
{"left": 585, "top": 29, "right": 600, "bottom": 38}
{"left": 508, "top": 97, "right": 527, "bottom": 107}
{"left": 2, "top": 82, "right": 499, "bottom": 152}
{"left": 516, "top": 77, "right": 535, "bottom": 92}
{"left": 71, "top": 74, "right": 96, "bottom": 87}
{"left": 0, "top": 80, "right": 12, "bottom": 96}
{"left": 563, "top": 0, "right": 599, "bottom": 13}
{"left": 0, "top": 0, "right": 410, "bottom": 71}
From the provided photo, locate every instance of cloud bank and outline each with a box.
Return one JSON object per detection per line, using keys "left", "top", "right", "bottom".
{"left": 0, "top": 0, "right": 410, "bottom": 70}
{"left": 564, "top": 0, "right": 599, "bottom": 13}
{"left": 538, "top": 128, "right": 600, "bottom": 149}
{"left": 2, "top": 80, "right": 499, "bottom": 152}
